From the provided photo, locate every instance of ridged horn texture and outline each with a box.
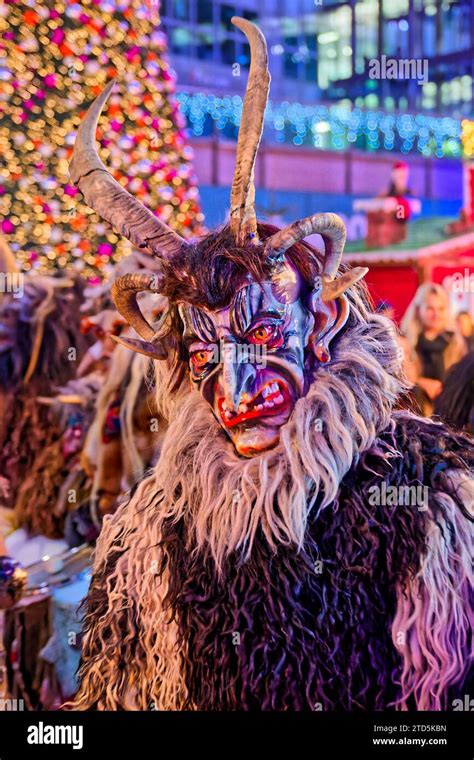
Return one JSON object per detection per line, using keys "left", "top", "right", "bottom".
{"left": 69, "top": 80, "right": 185, "bottom": 259}
{"left": 322, "top": 267, "right": 369, "bottom": 301}
{"left": 230, "top": 17, "right": 270, "bottom": 246}
{"left": 264, "top": 212, "right": 368, "bottom": 300}
{"left": 111, "top": 272, "right": 164, "bottom": 341}
{"left": 111, "top": 334, "right": 168, "bottom": 361}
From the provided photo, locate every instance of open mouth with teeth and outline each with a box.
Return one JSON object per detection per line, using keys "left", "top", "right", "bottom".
{"left": 217, "top": 380, "right": 291, "bottom": 429}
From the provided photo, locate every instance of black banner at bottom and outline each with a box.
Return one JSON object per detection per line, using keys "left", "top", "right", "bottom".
{"left": 0, "top": 710, "right": 471, "bottom": 758}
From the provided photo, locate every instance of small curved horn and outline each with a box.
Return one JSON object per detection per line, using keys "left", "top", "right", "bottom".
{"left": 265, "top": 212, "right": 367, "bottom": 299}
{"left": 321, "top": 267, "right": 369, "bottom": 302}
{"left": 111, "top": 272, "right": 164, "bottom": 341}
{"left": 230, "top": 17, "right": 270, "bottom": 246}
{"left": 265, "top": 213, "right": 346, "bottom": 275}
{"left": 111, "top": 334, "right": 167, "bottom": 360}
{"left": 70, "top": 80, "right": 185, "bottom": 260}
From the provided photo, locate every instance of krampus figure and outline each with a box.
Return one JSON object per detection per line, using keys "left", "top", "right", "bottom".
{"left": 77, "top": 285, "right": 167, "bottom": 532}
{"left": 27, "top": 374, "right": 103, "bottom": 547}
{"left": 0, "top": 240, "right": 89, "bottom": 535}
{"left": 70, "top": 19, "right": 473, "bottom": 710}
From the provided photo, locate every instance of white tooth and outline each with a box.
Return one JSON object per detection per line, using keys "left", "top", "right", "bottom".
{"left": 272, "top": 383, "right": 279, "bottom": 393}
{"left": 225, "top": 411, "right": 232, "bottom": 420}
{"left": 256, "top": 404, "right": 263, "bottom": 411}
{"left": 239, "top": 404, "right": 248, "bottom": 414}
{"left": 222, "top": 401, "right": 228, "bottom": 411}
{"left": 262, "top": 386, "right": 270, "bottom": 398}
{"left": 264, "top": 399, "right": 274, "bottom": 408}
{"left": 274, "top": 393, "right": 284, "bottom": 404}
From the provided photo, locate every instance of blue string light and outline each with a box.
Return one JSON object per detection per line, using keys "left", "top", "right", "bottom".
{"left": 176, "top": 92, "right": 463, "bottom": 158}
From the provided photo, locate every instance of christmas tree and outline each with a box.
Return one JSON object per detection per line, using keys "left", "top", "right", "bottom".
{"left": 0, "top": 0, "right": 204, "bottom": 279}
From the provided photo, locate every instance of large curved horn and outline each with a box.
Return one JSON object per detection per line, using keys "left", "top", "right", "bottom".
{"left": 110, "top": 272, "right": 169, "bottom": 360}
{"left": 69, "top": 80, "right": 185, "bottom": 260}
{"left": 111, "top": 272, "right": 164, "bottom": 341}
{"left": 0, "top": 234, "right": 19, "bottom": 274}
{"left": 264, "top": 212, "right": 367, "bottom": 300}
{"left": 230, "top": 17, "right": 270, "bottom": 246}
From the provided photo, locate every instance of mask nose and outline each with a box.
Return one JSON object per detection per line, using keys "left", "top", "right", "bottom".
{"left": 221, "top": 342, "right": 257, "bottom": 413}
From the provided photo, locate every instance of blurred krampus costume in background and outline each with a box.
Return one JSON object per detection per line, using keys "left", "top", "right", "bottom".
{"left": 0, "top": 237, "right": 165, "bottom": 543}
{"left": 70, "top": 19, "right": 473, "bottom": 711}
{"left": 0, "top": 238, "right": 90, "bottom": 536}
{"left": 78, "top": 338, "right": 165, "bottom": 529}
{"left": 32, "top": 374, "right": 102, "bottom": 547}
{"left": 76, "top": 282, "right": 167, "bottom": 540}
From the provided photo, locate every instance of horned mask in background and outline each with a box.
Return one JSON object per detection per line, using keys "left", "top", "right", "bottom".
{"left": 70, "top": 17, "right": 368, "bottom": 457}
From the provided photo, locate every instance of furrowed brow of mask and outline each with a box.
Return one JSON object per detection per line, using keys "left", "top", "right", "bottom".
{"left": 244, "top": 310, "right": 283, "bottom": 328}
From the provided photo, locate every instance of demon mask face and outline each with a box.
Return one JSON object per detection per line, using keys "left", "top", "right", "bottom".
{"left": 178, "top": 275, "right": 314, "bottom": 455}
{"left": 70, "top": 17, "right": 367, "bottom": 456}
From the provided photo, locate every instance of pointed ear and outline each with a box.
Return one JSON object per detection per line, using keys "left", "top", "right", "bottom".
{"left": 306, "top": 265, "right": 367, "bottom": 363}
{"left": 308, "top": 294, "right": 350, "bottom": 364}
{"left": 111, "top": 334, "right": 168, "bottom": 360}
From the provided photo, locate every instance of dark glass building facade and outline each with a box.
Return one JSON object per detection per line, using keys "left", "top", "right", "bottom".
{"left": 161, "top": 0, "right": 474, "bottom": 117}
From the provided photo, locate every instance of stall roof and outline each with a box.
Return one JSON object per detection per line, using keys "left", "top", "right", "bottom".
{"left": 344, "top": 217, "right": 474, "bottom": 266}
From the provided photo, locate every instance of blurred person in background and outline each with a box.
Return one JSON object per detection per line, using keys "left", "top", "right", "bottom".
{"left": 378, "top": 161, "right": 413, "bottom": 225}
{"left": 401, "top": 283, "right": 467, "bottom": 415}
{"left": 384, "top": 161, "right": 411, "bottom": 198}
{"left": 376, "top": 300, "right": 418, "bottom": 386}
{"left": 456, "top": 310, "right": 474, "bottom": 351}
{"left": 434, "top": 352, "right": 474, "bottom": 434}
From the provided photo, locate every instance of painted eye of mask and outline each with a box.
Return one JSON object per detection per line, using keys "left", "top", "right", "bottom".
{"left": 190, "top": 348, "right": 215, "bottom": 370}
{"left": 246, "top": 320, "right": 284, "bottom": 349}
{"left": 188, "top": 315, "right": 285, "bottom": 380}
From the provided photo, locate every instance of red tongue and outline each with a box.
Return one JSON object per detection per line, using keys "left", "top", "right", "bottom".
{"left": 218, "top": 384, "right": 289, "bottom": 430}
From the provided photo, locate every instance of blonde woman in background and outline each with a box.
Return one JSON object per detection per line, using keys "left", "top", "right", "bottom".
{"left": 401, "top": 283, "right": 467, "bottom": 414}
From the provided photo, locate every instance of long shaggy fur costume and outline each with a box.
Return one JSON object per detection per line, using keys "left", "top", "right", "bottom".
{"left": 81, "top": 344, "right": 164, "bottom": 520}
{"left": 0, "top": 276, "right": 90, "bottom": 532}
{"left": 13, "top": 375, "right": 101, "bottom": 539}
{"left": 71, "top": 233, "right": 473, "bottom": 711}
